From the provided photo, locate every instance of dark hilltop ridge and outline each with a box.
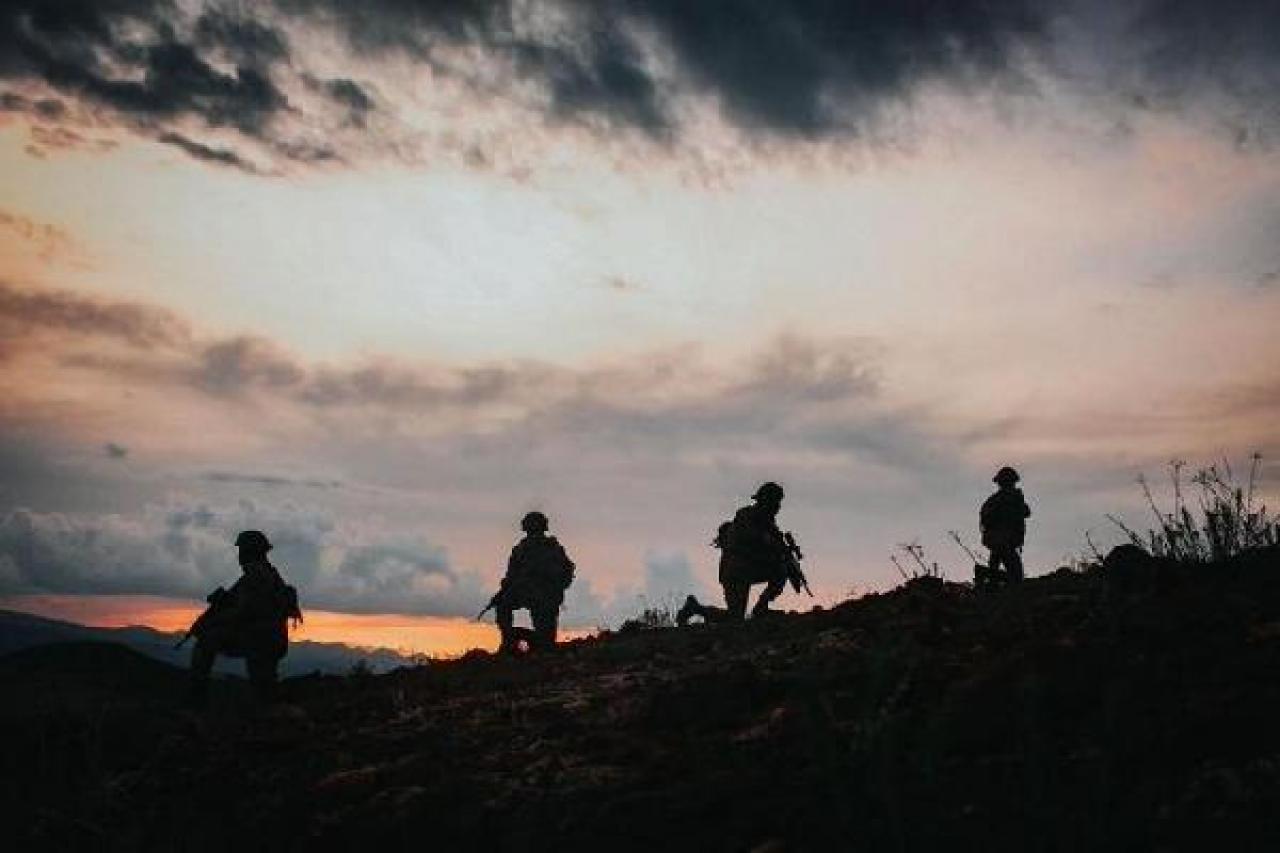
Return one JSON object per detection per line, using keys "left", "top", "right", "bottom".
{"left": 7, "top": 545, "right": 1280, "bottom": 852}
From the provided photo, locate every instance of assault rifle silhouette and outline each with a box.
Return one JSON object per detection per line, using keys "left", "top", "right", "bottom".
{"left": 783, "top": 531, "right": 814, "bottom": 597}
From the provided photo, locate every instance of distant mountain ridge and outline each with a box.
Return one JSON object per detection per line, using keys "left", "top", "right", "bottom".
{"left": 0, "top": 608, "right": 417, "bottom": 676}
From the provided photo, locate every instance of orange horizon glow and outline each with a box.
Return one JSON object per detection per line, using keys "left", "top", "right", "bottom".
{"left": 0, "top": 593, "right": 516, "bottom": 657}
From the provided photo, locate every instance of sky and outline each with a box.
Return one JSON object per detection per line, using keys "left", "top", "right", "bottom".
{"left": 1, "top": 0, "right": 1279, "bottom": 654}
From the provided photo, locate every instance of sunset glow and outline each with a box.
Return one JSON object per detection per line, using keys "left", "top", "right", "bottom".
{"left": 2, "top": 594, "right": 505, "bottom": 657}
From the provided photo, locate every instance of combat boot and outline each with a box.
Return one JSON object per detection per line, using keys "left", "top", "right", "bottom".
{"left": 676, "top": 595, "right": 701, "bottom": 627}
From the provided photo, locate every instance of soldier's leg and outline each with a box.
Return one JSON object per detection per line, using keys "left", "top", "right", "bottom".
{"left": 676, "top": 595, "right": 702, "bottom": 626}
{"left": 750, "top": 577, "right": 787, "bottom": 618}
{"left": 246, "top": 655, "right": 279, "bottom": 703}
{"left": 695, "top": 581, "right": 760, "bottom": 623}
{"left": 530, "top": 601, "right": 559, "bottom": 651}
{"left": 1006, "top": 548, "right": 1024, "bottom": 582}
{"left": 988, "top": 547, "right": 1007, "bottom": 579}
{"left": 676, "top": 595, "right": 722, "bottom": 626}
{"left": 722, "top": 581, "right": 749, "bottom": 621}
{"left": 527, "top": 601, "right": 558, "bottom": 648}
{"left": 188, "top": 639, "right": 217, "bottom": 706}
{"left": 495, "top": 601, "right": 518, "bottom": 653}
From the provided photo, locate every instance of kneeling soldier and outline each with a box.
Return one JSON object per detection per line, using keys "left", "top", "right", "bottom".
{"left": 185, "top": 530, "right": 302, "bottom": 705}
{"left": 494, "top": 512, "right": 576, "bottom": 653}
{"left": 679, "top": 481, "right": 801, "bottom": 625}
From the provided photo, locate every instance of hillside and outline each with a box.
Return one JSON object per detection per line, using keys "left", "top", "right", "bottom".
{"left": 8, "top": 546, "right": 1280, "bottom": 852}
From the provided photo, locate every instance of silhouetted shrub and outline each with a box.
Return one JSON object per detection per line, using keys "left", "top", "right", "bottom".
{"left": 1108, "top": 455, "right": 1278, "bottom": 564}
{"left": 619, "top": 605, "right": 676, "bottom": 632}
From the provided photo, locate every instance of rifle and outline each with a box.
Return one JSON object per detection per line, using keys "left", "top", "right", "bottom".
{"left": 475, "top": 587, "right": 506, "bottom": 622}
{"left": 174, "top": 587, "right": 229, "bottom": 649}
{"left": 782, "top": 531, "right": 814, "bottom": 597}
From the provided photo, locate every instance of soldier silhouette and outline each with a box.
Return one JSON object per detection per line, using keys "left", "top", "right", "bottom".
{"left": 980, "top": 467, "right": 1032, "bottom": 582}
{"left": 489, "top": 512, "right": 576, "bottom": 653}
{"left": 678, "top": 482, "right": 797, "bottom": 624}
{"left": 184, "top": 530, "right": 301, "bottom": 706}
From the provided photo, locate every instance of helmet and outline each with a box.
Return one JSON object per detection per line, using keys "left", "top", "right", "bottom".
{"left": 234, "top": 529, "right": 273, "bottom": 551}
{"left": 752, "top": 481, "right": 785, "bottom": 502}
{"left": 521, "top": 511, "right": 549, "bottom": 533}
{"left": 993, "top": 466, "right": 1020, "bottom": 485}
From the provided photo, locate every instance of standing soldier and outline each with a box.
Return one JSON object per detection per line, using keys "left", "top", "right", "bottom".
{"left": 980, "top": 467, "right": 1032, "bottom": 582}
{"left": 492, "top": 512, "right": 576, "bottom": 653}
{"left": 678, "top": 481, "right": 798, "bottom": 624}
{"left": 184, "top": 530, "right": 302, "bottom": 706}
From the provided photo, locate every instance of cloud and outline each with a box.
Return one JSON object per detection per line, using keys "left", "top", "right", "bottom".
{"left": 203, "top": 471, "right": 342, "bottom": 489}
{"left": 0, "top": 91, "right": 66, "bottom": 120}
{"left": 155, "top": 131, "right": 264, "bottom": 174}
{"left": 0, "top": 500, "right": 490, "bottom": 617}
{"left": 564, "top": 549, "right": 709, "bottom": 627}
{"left": 0, "top": 280, "right": 190, "bottom": 354}
{"left": 303, "top": 75, "right": 374, "bottom": 127}
{"left": 1128, "top": 0, "right": 1280, "bottom": 106}
{"left": 282, "top": 0, "right": 1045, "bottom": 139}
{"left": 0, "top": 1, "right": 373, "bottom": 171}
{"left": 0, "top": 211, "right": 77, "bottom": 262}
{"left": 0, "top": 2, "right": 286, "bottom": 129}
{"left": 193, "top": 335, "right": 306, "bottom": 394}
{"left": 4, "top": 1, "right": 1278, "bottom": 175}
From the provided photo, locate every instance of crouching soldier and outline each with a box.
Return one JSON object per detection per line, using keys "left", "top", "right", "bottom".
{"left": 980, "top": 467, "right": 1032, "bottom": 583}
{"left": 492, "top": 512, "right": 576, "bottom": 653}
{"left": 185, "top": 530, "right": 302, "bottom": 705}
{"left": 679, "top": 481, "right": 801, "bottom": 625}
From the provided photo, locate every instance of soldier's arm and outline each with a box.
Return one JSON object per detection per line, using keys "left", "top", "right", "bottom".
{"left": 553, "top": 539, "right": 575, "bottom": 569}
{"left": 504, "top": 544, "right": 525, "bottom": 583}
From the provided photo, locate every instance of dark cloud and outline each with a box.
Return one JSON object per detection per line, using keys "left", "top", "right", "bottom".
{"left": 268, "top": 0, "right": 1280, "bottom": 148}
{"left": 1, "top": 2, "right": 287, "bottom": 130}
{"left": 193, "top": 7, "right": 290, "bottom": 67}
{"left": 303, "top": 74, "right": 374, "bottom": 126}
{"left": 0, "top": 1, "right": 361, "bottom": 171}
{"left": 5, "top": 1, "right": 1279, "bottom": 173}
{"left": 156, "top": 130, "right": 263, "bottom": 173}
{"left": 283, "top": 0, "right": 1046, "bottom": 138}
{"left": 0, "top": 280, "right": 190, "bottom": 353}
{"left": 1130, "top": 0, "right": 1280, "bottom": 100}
{"left": 622, "top": 0, "right": 1044, "bottom": 137}
{"left": 509, "top": 26, "right": 667, "bottom": 134}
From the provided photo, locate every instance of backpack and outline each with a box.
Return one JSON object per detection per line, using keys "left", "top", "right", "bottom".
{"left": 265, "top": 563, "right": 303, "bottom": 626}
{"left": 712, "top": 519, "right": 735, "bottom": 550}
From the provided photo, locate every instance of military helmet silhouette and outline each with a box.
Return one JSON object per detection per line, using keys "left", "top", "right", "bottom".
{"left": 993, "top": 466, "right": 1020, "bottom": 485}
{"left": 521, "top": 511, "right": 549, "bottom": 533}
{"left": 753, "top": 481, "right": 785, "bottom": 502}
{"left": 234, "top": 529, "right": 273, "bottom": 551}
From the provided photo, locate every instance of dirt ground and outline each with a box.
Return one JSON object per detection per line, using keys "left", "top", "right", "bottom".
{"left": 8, "top": 546, "right": 1280, "bottom": 852}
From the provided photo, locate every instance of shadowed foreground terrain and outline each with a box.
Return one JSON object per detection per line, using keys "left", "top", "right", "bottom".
{"left": 7, "top": 547, "right": 1280, "bottom": 852}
